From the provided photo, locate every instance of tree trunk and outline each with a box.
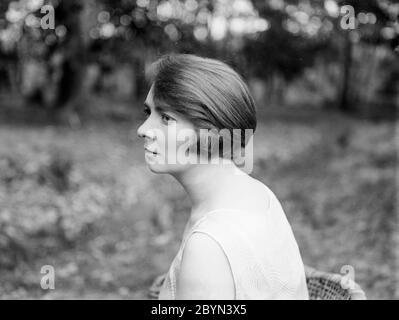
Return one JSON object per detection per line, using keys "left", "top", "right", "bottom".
{"left": 338, "top": 33, "right": 353, "bottom": 113}
{"left": 133, "top": 58, "right": 147, "bottom": 100}
{"left": 52, "top": 0, "right": 87, "bottom": 112}
{"left": 6, "top": 60, "right": 19, "bottom": 95}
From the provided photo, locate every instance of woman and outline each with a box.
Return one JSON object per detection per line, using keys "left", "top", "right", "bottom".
{"left": 137, "top": 54, "right": 309, "bottom": 300}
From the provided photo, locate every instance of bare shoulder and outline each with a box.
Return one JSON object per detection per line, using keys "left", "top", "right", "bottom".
{"left": 221, "top": 175, "right": 271, "bottom": 213}
{"left": 176, "top": 232, "right": 235, "bottom": 299}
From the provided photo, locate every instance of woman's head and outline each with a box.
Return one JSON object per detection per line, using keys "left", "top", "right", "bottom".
{"left": 137, "top": 53, "right": 257, "bottom": 174}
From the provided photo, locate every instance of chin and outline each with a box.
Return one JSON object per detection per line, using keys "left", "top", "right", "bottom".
{"left": 147, "top": 163, "right": 191, "bottom": 175}
{"left": 149, "top": 162, "right": 196, "bottom": 176}
{"left": 147, "top": 163, "right": 169, "bottom": 174}
{"left": 144, "top": 153, "right": 185, "bottom": 174}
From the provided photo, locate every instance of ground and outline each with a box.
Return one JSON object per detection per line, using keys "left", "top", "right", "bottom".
{"left": 0, "top": 103, "right": 396, "bottom": 299}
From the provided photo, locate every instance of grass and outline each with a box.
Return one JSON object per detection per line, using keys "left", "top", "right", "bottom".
{"left": 0, "top": 104, "right": 396, "bottom": 299}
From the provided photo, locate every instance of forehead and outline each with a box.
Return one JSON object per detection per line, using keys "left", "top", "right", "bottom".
{"left": 142, "top": 83, "right": 195, "bottom": 129}
{"left": 143, "top": 84, "right": 172, "bottom": 114}
{"left": 144, "top": 84, "right": 155, "bottom": 107}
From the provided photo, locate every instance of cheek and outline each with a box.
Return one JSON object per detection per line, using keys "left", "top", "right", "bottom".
{"left": 176, "top": 129, "right": 198, "bottom": 153}
{"left": 153, "top": 127, "right": 168, "bottom": 148}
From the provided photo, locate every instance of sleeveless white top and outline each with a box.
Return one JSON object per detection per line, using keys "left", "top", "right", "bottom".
{"left": 158, "top": 185, "right": 309, "bottom": 300}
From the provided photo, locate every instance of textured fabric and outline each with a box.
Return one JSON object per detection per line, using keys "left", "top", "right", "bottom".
{"left": 158, "top": 185, "right": 309, "bottom": 300}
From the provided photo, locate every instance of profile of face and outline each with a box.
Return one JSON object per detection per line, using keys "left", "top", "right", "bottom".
{"left": 137, "top": 84, "right": 201, "bottom": 175}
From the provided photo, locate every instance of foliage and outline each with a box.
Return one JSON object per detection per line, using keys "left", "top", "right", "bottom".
{"left": 0, "top": 0, "right": 398, "bottom": 115}
{"left": 245, "top": 0, "right": 398, "bottom": 79}
{"left": 0, "top": 105, "right": 396, "bottom": 299}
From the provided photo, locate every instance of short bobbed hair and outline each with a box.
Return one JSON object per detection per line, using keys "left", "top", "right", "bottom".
{"left": 145, "top": 53, "right": 257, "bottom": 161}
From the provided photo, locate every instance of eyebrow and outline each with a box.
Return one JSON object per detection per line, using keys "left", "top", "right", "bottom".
{"left": 144, "top": 101, "right": 167, "bottom": 113}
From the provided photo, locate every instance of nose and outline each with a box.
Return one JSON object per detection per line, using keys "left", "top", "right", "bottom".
{"left": 137, "top": 118, "right": 155, "bottom": 140}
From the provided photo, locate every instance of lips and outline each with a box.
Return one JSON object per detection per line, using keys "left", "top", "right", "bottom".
{"left": 145, "top": 147, "right": 158, "bottom": 155}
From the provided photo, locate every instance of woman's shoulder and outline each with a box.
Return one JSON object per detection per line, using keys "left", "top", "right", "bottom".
{"left": 210, "top": 177, "right": 273, "bottom": 216}
{"left": 192, "top": 182, "right": 294, "bottom": 253}
{"left": 177, "top": 231, "right": 235, "bottom": 299}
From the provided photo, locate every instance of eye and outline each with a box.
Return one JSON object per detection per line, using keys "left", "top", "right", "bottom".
{"left": 161, "top": 113, "right": 174, "bottom": 124}
{"left": 143, "top": 107, "right": 150, "bottom": 118}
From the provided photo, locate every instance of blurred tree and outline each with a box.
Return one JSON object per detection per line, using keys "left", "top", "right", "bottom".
{"left": 334, "top": 0, "right": 398, "bottom": 113}
{"left": 0, "top": 0, "right": 19, "bottom": 96}
{"left": 1, "top": 0, "right": 397, "bottom": 118}
{"left": 52, "top": 0, "right": 87, "bottom": 110}
{"left": 96, "top": 0, "right": 216, "bottom": 97}
{"left": 244, "top": 1, "right": 326, "bottom": 81}
{"left": 0, "top": 0, "right": 217, "bottom": 116}
{"left": 247, "top": 0, "right": 398, "bottom": 114}
{"left": 0, "top": 0, "right": 89, "bottom": 112}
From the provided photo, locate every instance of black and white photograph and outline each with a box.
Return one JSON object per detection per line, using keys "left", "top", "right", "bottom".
{"left": 0, "top": 0, "right": 398, "bottom": 303}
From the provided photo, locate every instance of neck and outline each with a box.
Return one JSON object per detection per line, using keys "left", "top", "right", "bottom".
{"left": 171, "top": 157, "right": 243, "bottom": 217}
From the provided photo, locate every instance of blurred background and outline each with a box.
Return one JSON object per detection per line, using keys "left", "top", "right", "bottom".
{"left": 0, "top": 0, "right": 398, "bottom": 299}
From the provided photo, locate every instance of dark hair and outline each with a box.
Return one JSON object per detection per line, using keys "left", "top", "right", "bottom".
{"left": 146, "top": 53, "right": 257, "bottom": 160}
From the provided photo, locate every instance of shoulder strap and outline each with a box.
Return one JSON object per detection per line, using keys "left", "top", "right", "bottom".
{"left": 182, "top": 213, "right": 275, "bottom": 299}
